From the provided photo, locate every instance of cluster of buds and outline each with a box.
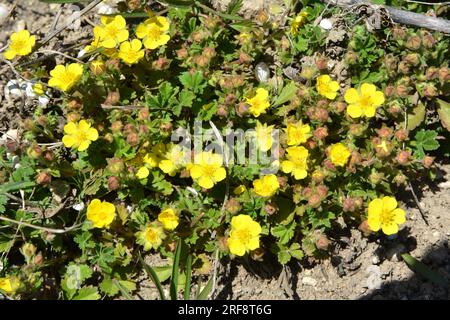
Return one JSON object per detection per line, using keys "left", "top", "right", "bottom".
{"left": 342, "top": 196, "right": 363, "bottom": 212}
{"left": 300, "top": 184, "right": 329, "bottom": 208}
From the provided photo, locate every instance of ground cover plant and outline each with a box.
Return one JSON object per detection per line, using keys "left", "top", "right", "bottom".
{"left": 0, "top": 0, "right": 449, "bottom": 299}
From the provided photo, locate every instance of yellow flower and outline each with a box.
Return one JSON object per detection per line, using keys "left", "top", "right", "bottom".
{"left": 136, "top": 16, "right": 170, "bottom": 50}
{"left": 143, "top": 143, "right": 166, "bottom": 168}
{"left": 286, "top": 121, "right": 311, "bottom": 146}
{"left": 136, "top": 166, "right": 150, "bottom": 179}
{"left": 246, "top": 88, "right": 270, "bottom": 117}
{"left": 62, "top": 120, "right": 98, "bottom": 152}
{"left": 158, "top": 208, "right": 179, "bottom": 231}
{"left": 188, "top": 151, "right": 226, "bottom": 189}
{"left": 32, "top": 83, "right": 45, "bottom": 96}
{"left": 227, "top": 214, "right": 261, "bottom": 256}
{"left": 94, "top": 15, "right": 129, "bottom": 49}
{"left": 48, "top": 63, "right": 83, "bottom": 92}
{"left": 255, "top": 121, "right": 274, "bottom": 152}
{"left": 344, "top": 83, "right": 385, "bottom": 118}
{"left": 136, "top": 222, "right": 165, "bottom": 251}
{"left": 118, "top": 39, "right": 145, "bottom": 65}
{"left": 253, "top": 174, "right": 279, "bottom": 197}
{"left": 233, "top": 185, "right": 247, "bottom": 195}
{"left": 4, "top": 30, "right": 36, "bottom": 60}
{"left": 86, "top": 199, "right": 116, "bottom": 228}
{"left": 159, "top": 144, "right": 187, "bottom": 176}
{"left": 291, "top": 11, "right": 308, "bottom": 35}
{"left": 0, "top": 276, "right": 20, "bottom": 294}
{"left": 316, "top": 75, "right": 340, "bottom": 100}
{"left": 367, "top": 196, "right": 406, "bottom": 235}
{"left": 281, "top": 146, "right": 309, "bottom": 180}
{"left": 329, "top": 143, "right": 351, "bottom": 167}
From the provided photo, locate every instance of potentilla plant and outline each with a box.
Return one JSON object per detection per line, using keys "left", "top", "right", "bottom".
{"left": 0, "top": 0, "right": 448, "bottom": 299}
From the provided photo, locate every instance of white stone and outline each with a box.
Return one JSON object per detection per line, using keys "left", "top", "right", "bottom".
{"left": 0, "top": 3, "right": 8, "bottom": 24}
{"left": 319, "top": 19, "right": 333, "bottom": 30}
{"left": 302, "top": 276, "right": 317, "bottom": 286}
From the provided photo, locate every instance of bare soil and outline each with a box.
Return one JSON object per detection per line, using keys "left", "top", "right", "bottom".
{"left": 1, "top": 0, "right": 449, "bottom": 300}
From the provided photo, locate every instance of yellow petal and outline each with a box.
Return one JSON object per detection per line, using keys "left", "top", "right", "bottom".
{"left": 77, "top": 140, "right": 91, "bottom": 152}
{"left": 116, "top": 29, "right": 129, "bottom": 43}
{"left": 368, "top": 217, "right": 381, "bottom": 232}
{"left": 347, "top": 104, "right": 362, "bottom": 118}
{"left": 360, "top": 83, "right": 376, "bottom": 96}
{"left": 247, "top": 237, "right": 260, "bottom": 250}
{"left": 344, "top": 88, "right": 360, "bottom": 104}
{"left": 212, "top": 167, "right": 226, "bottom": 183}
{"left": 372, "top": 91, "right": 385, "bottom": 106}
{"left": 381, "top": 223, "right": 398, "bottom": 235}
{"left": 281, "top": 160, "right": 294, "bottom": 173}
{"left": 363, "top": 105, "right": 377, "bottom": 118}
{"left": 392, "top": 208, "right": 406, "bottom": 224}
{"left": 50, "top": 65, "right": 66, "bottom": 78}
{"left": 62, "top": 135, "right": 76, "bottom": 148}
{"left": 368, "top": 198, "right": 383, "bottom": 217}
{"left": 227, "top": 237, "right": 246, "bottom": 256}
{"left": 64, "top": 122, "right": 78, "bottom": 134}
{"left": 198, "top": 176, "right": 214, "bottom": 189}
{"left": 78, "top": 120, "right": 91, "bottom": 131}
{"left": 382, "top": 196, "right": 397, "bottom": 212}
{"left": 86, "top": 128, "right": 99, "bottom": 141}
{"left": 3, "top": 49, "right": 16, "bottom": 60}
{"left": 293, "top": 168, "right": 307, "bottom": 180}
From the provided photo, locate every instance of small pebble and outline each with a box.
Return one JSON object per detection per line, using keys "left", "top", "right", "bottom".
{"left": 302, "top": 276, "right": 317, "bottom": 287}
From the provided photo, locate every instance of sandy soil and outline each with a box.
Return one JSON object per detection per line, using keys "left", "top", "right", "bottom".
{"left": 1, "top": 0, "right": 449, "bottom": 300}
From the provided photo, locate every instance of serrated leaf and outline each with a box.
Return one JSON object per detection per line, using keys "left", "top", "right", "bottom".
{"left": 414, "top": 130, "right": 439, "bottom": 160}
{"left": 407, "top": 103, "right": 425, "bottom": 131}
{"left": 271, "top": 222, "right": 295, "bottom": 245}
{"left": 277, "top": 250, "right": 291, "bottom": 264}
{"left": 273, "top": 81, "right": 297, "bottom": 107}
{"left": 99, "top": 278, "right": 119, "bottom": 297}
{"left": 73, "top": 286, "right": 100, "bottom": 300}
{"left": 179, "top": 71, "right": 205, "bottom": 93}
{"left": 437, "top": 99, "right": 450, "bottom": 132}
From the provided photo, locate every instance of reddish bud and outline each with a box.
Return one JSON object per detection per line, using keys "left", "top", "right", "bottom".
{"left": 396, "top": 150, "right": 411, "bottom": 165}
{"left": 313, "top": 127, "right": 328, "bottom": 140}
{"left": 36, "top": 172, "right": 51, "bottom": 185}
{"left": 108, "top": 176, "right": 120, "bottom": 191}
{"left": 422, "top": 155, "right": 434, "bottom": 168}
{"left": 395, "top": 129, "right": 409, "bottom": 141}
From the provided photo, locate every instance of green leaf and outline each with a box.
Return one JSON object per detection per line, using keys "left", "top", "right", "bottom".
{"left": 289, "top": 243, "right": 304, "bottom": 260}
{"left": 273, "top": 81, "right": 297, "bottom": 107}
{"left": 0, "top": 181, "right": 36, "bottom": 193}
{"left": 227, "top": 0, "right": 243, "bottom": 14}
{"left": 277, "top": 249, "right": 291, "bottom": 264}
{"left": 179, "top": 71, "right": 205, "bottom": 93}
{"left": 413, "top": 129, "right": 439, "bottom": 159}
{"left": 197, "top": 277, "right": 213, "bottom": 300}
{"left": 152, "top": 265, "right": 173, "bottom": 282}
{"left": 401, "top": 253, "right": 448, "bottom": 288}
{"left": 0, "top": 194, "right": 7, "bottom": 213}
{"left": 271, "top": 222, "right": 295, "bottom": 245}
{"left": 407, "top": 103, "right": 425, "bottom": 131}
{"left": 170, "top": 239, "right": 183, "bottom": 300}
{"left": 138, "top": 253, "right": 166, "bottom": 300}
{"left": 184, "top": 254, "right": 192, "bottom": 300}
{"left": 99, "top": 278, "right": 119, "bottom": 297}
{"left": 73, "top": 286, "right": 101, "bottom": 300}
{"left": 437, "top": 99, "right": 450, "bottom": 132}
{"left": 113, "top": 280, "right": 135, "bottom": 300}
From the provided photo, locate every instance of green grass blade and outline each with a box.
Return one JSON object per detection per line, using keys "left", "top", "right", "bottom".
{"left": 138, "top": 252, "right": 166, "bottom": 300}
{"left": 170, "top": 238, "right": 182, "bottom": 300}
{"left": 197, "top": 277, "right": 213, "bottom": 300}
{"left": 401, "top": 253, "right": 448, "bottom": 288}
{"left": 184, "top": 254, "right": 192, "bottom": 300}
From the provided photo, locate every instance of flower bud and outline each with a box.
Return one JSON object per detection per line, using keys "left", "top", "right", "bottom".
{"left": 396, "top": 150, "right": 411, "bottom": 166}
{"left": 107, "top": 157, "right": 124, "bottom": 174}
{"left": 377, "top": 126, "right": 392, "bottom": 138}
{"left": 123, "top": 124, "right": 136, "bottom": 135}
{"left": 238, "top": 52, "right": 251, "bottom": 64}
{"left": 392, "top": 26, "right": 407, "bottom": 41}
{"left": 104, "top": 133, "right": 114, "bottom": 143}
{"left": 315, "top": 234, "right": 330, "bottom": 250}
{"left": 224, "top": 93, "right": 236, "bottom": 105}
{"left": 426, "top": 67, "right": 439, "bottom": 80}
{"left": 398, "top": 61, "right": 410, "bottom": 75}
{"left": 67, "top": 98, "right": 82, "bottom": 110}
{"left": 34, "top": 252, "right": 43, "bottom": 266}
{"left": 404, "top": 53, "right": 420, "bottom": 66}
{"left": 393, "top": 173, "right": 407, "bottom": 185}
{"left": 138, "top": 108, "right": 150, "bottom": 121}
{"left": 421, "top": 32, "right": 435, "bottom": 48}
{"left": 313, "top": 126, "right": 328, "bottom": 140}
{"left": 36, "top": 171, "right": 51, "bottom": 185}
{"left": 42, "top": 149, "right": 54, "bottom": 162}
{"left": 265, "top": 202, "right": 278, "bottom": 215}
{"left": 67, "top": 112, "right": 80, "bottom": 123}
{"left": 255, "top": 9, "right": 269, "bottom": 24}
{"left": 216, "top": 105, "right": 228, "bottom": 117}
{"left": 343, "top": 197, "right": 356, "bottom": 212}
{"left": 27, "top": 144, "right": 42, "bottom": 159}
{"left": 126, "top": 132, "right": 139, "bottom": 146}
{"left": 160, "top": 122, "right": 173, "bottom": 134}
{"left": 384, "top": 54, "right": 398, "bottom": 74}
{"left": 406, "top": 35, "right": 421, "bottom": 50}
{"left": 349, "top": 124, "right": 365, "bottom": 136}
{"left": 305, "top": 138, "right": 317, "bottom": 149}
{"left": 308, "top": 194, "right": 321, "bottom": 208}
{"left": 21, "top": 243, "right": 37, "bottom": 263}
{"left": 358, "top": 220, "right": 372, "bottom": 236}
{"left": 345, "top": 50, "right": 358, "bottom": 65}
{"left": 335, "top": 101, "right": 347, "bottom": 113}
{"left": 152, "top": 57, "right": 170, "bottom": 70}
{"left": 90, "top": 59, "right": 106, "bottom": 76}
{"left": 235, "top": 102, "right": 248, "bottom": 117}
{"left": 315, "top": 57, "right": 328, "bottom": 70}
{"left": 225, "top": 198, "right": 242, "bottom": 214}
{"left": 111, "top": 120, "right": 123, "bottom": 133}
{"left": 176, "top": 47, "right": 188, "bottom": 59}
{"left": 311, "top": 170, "right": 325, "bottom": 183}
{"left": 423, "top": 84, "right": 438, "bottom": 98}
{"left": 316, "top": 185, "right": 328, "bottom": 199}
{"left": 439, "top": 67, "right": 450, "bottom": 82}
{"left": 104, "top": 90, "right": 120, "bottom": 105}
{"left": 395, "top": 129, "right": 409, "bottom": 141}
{"left": 108, "top": 176, "right": 120, "bottom": 191}
{"left": 277, "top": 176, "right": 287, "bottom": 188}
{"left": 369, "top": 170, "right": 384, "bottom": 184}
{"left": 126, "top": 0, "right": 141, "bottom": 10}
{"left": 302, "top": 187, "right": 313, "bottom": 199}
{"left": 300, "top": 66, "right": 317, "bottom": 80}
{"left": 396, "top": 84, "right": 409, "bottom": 97}
{"left": 422, "top": 155, "right": 434, "bottom": 168}
{"left": 250, "top": 247, "right": 265, "bottom": 261}
{"left": 384, "top": 85, "right": 395, "bottom": 97}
